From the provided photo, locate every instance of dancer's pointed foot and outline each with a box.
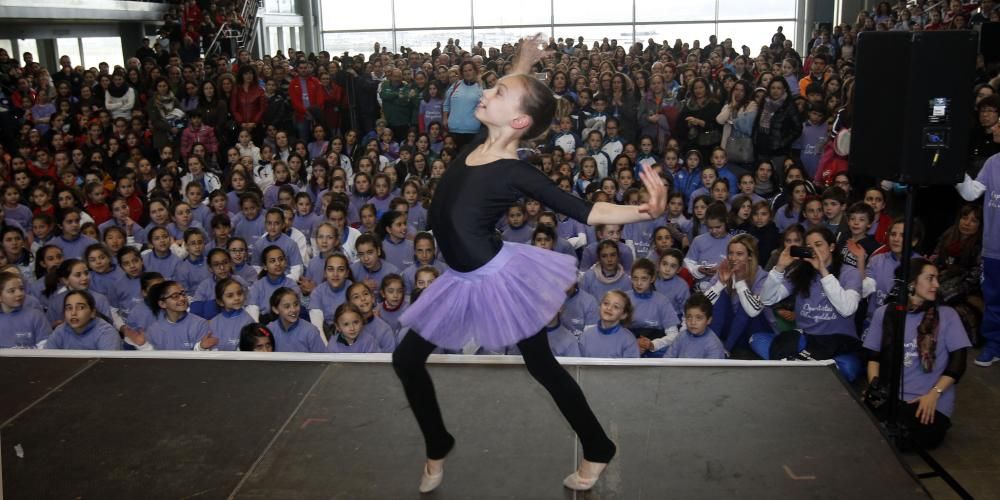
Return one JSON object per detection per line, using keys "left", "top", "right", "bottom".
{"left": 419, "top": 457, "right": 446, "bottom": 493}
{"left": 562, "top": 459, "right": 609, "bottom": 491}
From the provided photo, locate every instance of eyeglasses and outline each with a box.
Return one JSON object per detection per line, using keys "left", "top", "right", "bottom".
{"left": 210, "top": 260, "right": 230, "bottom": 268}
{"left": 163, "top": 290, "right": 188, "bottom": 301}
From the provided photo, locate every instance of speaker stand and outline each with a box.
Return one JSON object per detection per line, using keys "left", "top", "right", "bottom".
{"left": 878, "top": 184, "right": 972, "bottom": 500}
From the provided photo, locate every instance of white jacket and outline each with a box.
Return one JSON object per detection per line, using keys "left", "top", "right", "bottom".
{"left": 105, "top": 87, "right": 135, "bottom": 120}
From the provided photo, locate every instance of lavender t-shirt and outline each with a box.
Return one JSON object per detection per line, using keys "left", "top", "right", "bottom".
{"left": 863, "top": 305, "right": 971, "bottom": 416}
{"left": 975, "top": 154, "right": 1000, "bottom": 259}
{"left": 780, "top": 265, "right": 862, "bottom": 337}
{"left": 687, "top": 233, "right": 732, "bottom": 269}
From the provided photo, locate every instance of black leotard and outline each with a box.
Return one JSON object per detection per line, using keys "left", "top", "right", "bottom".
{"left": 429, "top": 142, "right": 593, "bottom": 272}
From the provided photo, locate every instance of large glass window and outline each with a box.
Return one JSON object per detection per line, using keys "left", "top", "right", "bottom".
{"left": 396, "top": 2, "right": 470, "bottom": 29}
{"left": 268, "top": 27, "right": 279, "bottom": 55}
{"left": 321, "top": 0, "right": 798, "bottom": 53}
{"left": 552, "top": 0, "right": 631, "bottom": 24}
{"left": 282, "top": 27, "right": 293, "bottom": 53}
{"left": 322, "top": 0, "right": 392, "bottom": 31}
{"left": 81, "top": 37, "right": 123, "bottom": 69}
{"left": 397, "top": 30, "right": 474, "bottom": 54}
{"left": 717, "top": 21, "right": 794, "bottom": 52}
{"left": 17, "top": 39, "right": 39, "bottom": 64}
{"left": 635, "top": 0, "right": 715, "bottom": 22}
{"left": 475, "top": 26, "right": 552, "bottom": 49}
{"left": 473, "top": 0, "right": 550, "bottom": 27}
{"left": 557, "top": 25, "right": 635, "bottom": 47}
{"left": 56, "top": 38, "right": 82, "bottom": 68}
{"left": 640, "top": 23, "right": 716, "bottom": 49}
{"left": 717, "top": 0, "right": 796, "bottom": 21}
{"left": 323, "top": 32, "right": 393, "bottom": 55}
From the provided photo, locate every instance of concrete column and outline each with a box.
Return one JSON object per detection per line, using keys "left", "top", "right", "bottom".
{"left": 838, "top": 0, "right": 867, "bottom": 25}
{"left": 36, "top": 39, "right": 57, "bottom": 72}
{"left": 297, "top": 0, "right": 318, "bottom": 54}
{"left": 119, "top": 22, "right": 147, "bottom": 63}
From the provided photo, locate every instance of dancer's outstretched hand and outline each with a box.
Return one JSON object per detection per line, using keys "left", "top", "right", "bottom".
{"left": 513, "top": 34, "right": 553, "bottom": 74}
{"left": 637, "top": 165, "right": 667, "bottom": 219}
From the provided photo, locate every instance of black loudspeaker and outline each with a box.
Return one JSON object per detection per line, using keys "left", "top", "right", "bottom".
{"left": 851, "top": 30, "right": 978, "bottom": 185}
{"left": 982, "top": 22, "right": 1000, "bottom": 65}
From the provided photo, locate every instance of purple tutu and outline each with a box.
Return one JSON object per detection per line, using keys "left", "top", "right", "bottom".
{"left": 399, "top": 242, "right": 577, "bottom": 350}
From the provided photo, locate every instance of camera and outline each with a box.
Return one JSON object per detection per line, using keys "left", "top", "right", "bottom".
{"left": 790, "top": 246, "right": 814, "bottom": 259}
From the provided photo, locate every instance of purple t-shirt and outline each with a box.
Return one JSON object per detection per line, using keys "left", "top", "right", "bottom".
{"left": 579, "top": 268, "right": 631, "bottom": 300}
{"left": 349, "top": 260, "right": 400, "bottom": 294}
{"left": 623, "top": 219, "right": 659, "bottom": 259}
{"left": 579, "top": 240, "right": 635, "bottom": 271}
{"left": 579, "top": 323, "right": 640, "bottom": 358}
{"left": 774, "top": 207, "right": 801, "bottom": 233}
{"left": 501, "top": 224, "right": 534, "bottom": 244}
{"left": 143, "top": 250, "right": 182, "bottom": 281}
{"left": 0, "top": 307, "right": 51, "bottom": 348}
{"left": 865, "top": 252, "right": 916, "bottom": 319}
{"left": 401, "top": 260, "right": 449, "bottom": 293}
{"left": 381, "top": 236, "right": 415, "bottom": 270}
{"left": 89, "top": 266, "right": 125, "bottom": 297}
{"left": 208, "top": 309, "right": 255, "bottom": 351}
{"left": 45, "top": 319, "right": 121, "bottom": 350}
{"left": 562, "top": 288, "right": 599, "bottom": 334}
{"left": 626, "top": 289, "right": 679, "bottom": 332}
{"left": 546, "top": 325, "right": 582, "bottom": 357}
{"left": 267, "top": 318, "right": 325, "bottom": 353}
{"left": 326, "top": 330, "right": 381, "bottom": 353}
{"left": 53, "top": 235, "right": 99, "bottom": 260}
{"left": 975, "top": 154, "right": 1000, "bottom": 259}
{"left": 665, "top": 328, "right": 727, "bottom": 359}
{"left": 309, "top": 281, "right": 351, "bottom": 326}
{"left": 687, "top": 232, "right": 732, "bottom": 269}
{"left": 655, "top": 276, "right": 691, "bottom": 321}
{"left": 863, "top": 305, "right": 971, "bottom": 416}
{"left": 780, "top": 265, "right": 862, "bottom": 336}
{"left": 146, "top": 313, "right": 211, "bottom": 350}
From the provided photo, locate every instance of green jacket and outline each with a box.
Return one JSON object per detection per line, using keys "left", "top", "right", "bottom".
{"left": 380, "top": 81, "right": 414, "bottom": 127}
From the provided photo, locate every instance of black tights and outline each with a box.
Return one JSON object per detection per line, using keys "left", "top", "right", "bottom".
{"left": 392, "top": 329, "right": 617, "bottom": 462}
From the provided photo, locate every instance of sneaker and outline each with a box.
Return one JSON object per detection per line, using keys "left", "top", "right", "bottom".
{"left": 974, "top": 349, "right": 1000, "bottom": 367}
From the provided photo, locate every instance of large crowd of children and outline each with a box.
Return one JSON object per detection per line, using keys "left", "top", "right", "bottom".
{"left": 0, "top": 0, "right": 997, "bottom": 448}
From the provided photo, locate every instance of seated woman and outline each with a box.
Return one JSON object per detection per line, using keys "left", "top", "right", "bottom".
{"left": 863, "top": 258, "right": 971, "bottom": 450}
{"left": 755, "top": 226, "right": 867, "bottom": 360}
{"left": 702, "top": 234, "right": 773, "bottom": 355}
{"left": 932, "top": 204, "right": 983, "bottom": 345}
{"left": 863, "top": 217, "right": 924, "bottom": 323}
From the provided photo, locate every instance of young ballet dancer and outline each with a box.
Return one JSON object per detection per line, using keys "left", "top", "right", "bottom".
{"left": 392, "top": 35, "right": 667, "bottom": 493}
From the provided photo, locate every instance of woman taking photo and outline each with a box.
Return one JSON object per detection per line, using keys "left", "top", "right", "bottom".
{"left": 757, "top": 227, "right": 867, "bottom": 361}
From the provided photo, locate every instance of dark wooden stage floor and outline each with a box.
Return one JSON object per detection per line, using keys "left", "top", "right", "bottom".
{"left": 0, "top": 354, "right": 928, "bottom": 499}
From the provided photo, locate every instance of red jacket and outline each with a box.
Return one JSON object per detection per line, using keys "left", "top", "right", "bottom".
{"left": 230, "top": 84, "right": 267, "bottom": 125}
{"left": 87, "top": 202, "right": 111, "bottom": 225}
{"left": 28, "top": 160, "right": 57, "bottom": 180}
{"left": 289, "top": 76, "right": 325, "bottom": 122}
{"left": 125, "top": 193, "right": 144, "bottom": 223}
{"left": 180, "top": 124, "right": 219, "bottom": 158}
{"left": 322, "top": 82, "right": 348, "bottom": 130}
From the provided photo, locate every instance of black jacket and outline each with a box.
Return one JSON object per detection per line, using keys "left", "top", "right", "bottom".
{"left": 752, "top": 99, "right": 802, "bottom": 156}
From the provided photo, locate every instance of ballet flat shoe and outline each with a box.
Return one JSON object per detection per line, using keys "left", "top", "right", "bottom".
{"left": 562, "top": 462, "right": 608, "bottom": 491}
{"left": 419, "top": 463, "right": 444, "bottom": 493}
